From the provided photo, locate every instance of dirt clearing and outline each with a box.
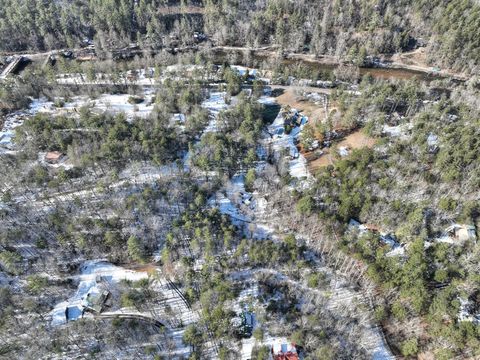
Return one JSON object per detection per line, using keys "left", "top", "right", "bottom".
{"left": 307, "top": 130, "right": 377, "bottom": 172}
{"left": 274, "top": 87, "right": 328, "bottom": 123}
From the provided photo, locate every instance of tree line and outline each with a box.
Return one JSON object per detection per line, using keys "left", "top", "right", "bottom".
{"left": 1, "top": 0, "right": 479, "bottom": 73}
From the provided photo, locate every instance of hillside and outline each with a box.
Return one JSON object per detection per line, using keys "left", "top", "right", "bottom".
{"left": 0, "top": 0, "right": 479, "bottom": 74}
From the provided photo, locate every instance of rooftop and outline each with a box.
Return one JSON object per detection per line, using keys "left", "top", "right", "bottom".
{"left": 45, "top": 151, "right": 64, "bottom": 163}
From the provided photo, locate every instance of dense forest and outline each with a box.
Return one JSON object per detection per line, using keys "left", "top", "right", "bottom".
{"left": 295, "top": 78, "right": 480, "bottom": 358}
{"left": 0, "top": 0, "right": 479, "bottom": 73}
{"left": 0, "top": 0, "right": 479, "bottom": 359}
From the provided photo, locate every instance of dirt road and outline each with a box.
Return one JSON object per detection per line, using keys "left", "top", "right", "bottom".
{"left": 1, "top": 45, "right": 468, "bottom": 83}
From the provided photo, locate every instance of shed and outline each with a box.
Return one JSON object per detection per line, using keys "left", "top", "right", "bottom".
{"left": 66, "top": 305, "right": 84, "bottom": 322}
{"left": 45, "top": 151, "right": 64, "bottom": 164}
{"left": 438, "top": 224, "right": 477, "bottom": 244}
{"left": 272, "top": 342, "right": 299, "bottom": 360}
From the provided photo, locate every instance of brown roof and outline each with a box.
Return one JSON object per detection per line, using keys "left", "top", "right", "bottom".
{"left": 364, "top": 224, "right": 381, "bottom": 232}
{"left": 45, "top": 151, "right": 63, "bottom": 162}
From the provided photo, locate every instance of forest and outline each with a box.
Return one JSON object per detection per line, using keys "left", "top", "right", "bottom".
{"left": 0, "top": 1, "right": 479, "bottom": 359}
{"left": 0, "top": 0, "right": 479, "bottom": 73}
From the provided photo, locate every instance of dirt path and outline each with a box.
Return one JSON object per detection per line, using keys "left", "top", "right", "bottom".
{"left": 212, "top": 46, "right": 468, "bottom": 82}
{"left": 1, "top": 45, "right": 468, "bottom": 83}
{"left": 158, "top": 6, "right": 204, "bottom": 15}
{"left": 270, "top": 84, "right": 332, "bottom": 95}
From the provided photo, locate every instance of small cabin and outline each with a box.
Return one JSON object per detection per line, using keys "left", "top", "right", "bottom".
{"left": 437, "top": 224, "right": 477, "bottom": 244}
{"left": 82, "top": 286, "right": 110, "bottom": 314}
{"left": 45, "top": 151, "right": 64, "bottom": 164}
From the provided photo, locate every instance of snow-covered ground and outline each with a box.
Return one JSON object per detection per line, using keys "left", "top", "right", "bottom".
{"left": 49, "top": 260, "right": 206, "bottom": 359}
{"left": 201, "top": 91, "right": 229, "bottom": 132}
{"left": 228, "top": 269, "right": 280, "bottom": 360}
{"left": 165, "top": 64, "right": 204, "bottom": 74}
{"left": 230, "top": 265, "right": 395, "bottom": 360}
{"left": 50, "top": 260, "right": 148, "bottom": 325}
{"left": 180, "top": 91, "right": 228, "bottom": 171}
{"left": 57, "top": 68, "right": 156, "bottom": 86}
{"left": 267, "top": 108, "right": 311, "bottom": 180}
{"left": 231, "top": 65, "right": 258, "bottom": 78}
{"left": 208, "top": 169, "right": 277, "bottom": 241}
{"left": 0, "top": 98, "right": 55, "bottom": 151}
{"left": 382, "top": 123, "right": 413, "bottom": 139}
{"left": 62, "top": 92, "right": 155, "bottom": 121}
{"left": 200, "top": 91, "right": 257, "bottom": 231}
{"left": 201, "top": 91, "right": 312, "bottom": 242}
{"left": 1, "top": 91, "right": 155, "bottom": 152}
{"left": 11, "top": 79, "right": 393, "bottom": 359}
{"left": 257, "top": 95, "right": 277, "bottom": 105}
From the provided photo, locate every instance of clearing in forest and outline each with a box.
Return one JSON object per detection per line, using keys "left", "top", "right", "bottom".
{"left": 274, "top": 87, "right": 329, "bottom": 124}
{"left": 307, "top": 130, "right": 377, "bottom": 172}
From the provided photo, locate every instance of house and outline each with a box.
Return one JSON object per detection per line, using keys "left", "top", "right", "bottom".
{"left": 437, "top": 224, "right": 476, "bottom": 244}
{"left": 57, "top": 286, "right": 109, "bottom": 324}
{"left": 458, "top": 297, "right": 480, "bottom": 324}
{"left": 364, "top": 223, "right": 381, "bottom": 232}
{"left": 348, "top": 219, "right": 405, "bottom": 256}
{"left": 231, "top": 311, "right": 255, "bottom": 338}
{"left": 380, "top": 234, "right": 405, "bottom": 257}
{"left": 82, "top": 286, "right": 110, "bottom": 313}
{"left": 271, "top": 342, "right": 299, "bottom": 360}
{"left": 348, "top": 219, "right": 379, "bottom": 234}
{"left": 304, "top": 139, "right": 320, "bottom": 152}
{"left": 45, "top": 151, "right": 64, "bottom": 164}
{"left": 126, "top": 70, "right": 138, "bottom": 81}
{"left": 380, "top": 234, "right": 398, "bottom": 248}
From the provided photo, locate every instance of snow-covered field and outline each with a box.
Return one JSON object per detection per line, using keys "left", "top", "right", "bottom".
{"left": 62, "top": 92, "right": 155, "bottom": 121}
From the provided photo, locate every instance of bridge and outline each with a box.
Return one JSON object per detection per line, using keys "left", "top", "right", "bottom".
{"left": 0, "top": 56, "right": 24, "bottom": 79}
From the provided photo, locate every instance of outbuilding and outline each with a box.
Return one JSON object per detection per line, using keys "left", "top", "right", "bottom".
{"left": 45, "top": 151, "right": 64, "bottom": 164}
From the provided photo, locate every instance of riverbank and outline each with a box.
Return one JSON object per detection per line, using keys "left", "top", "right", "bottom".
{"left": 1, "top": 44, "right": 469, "bottom": 84}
